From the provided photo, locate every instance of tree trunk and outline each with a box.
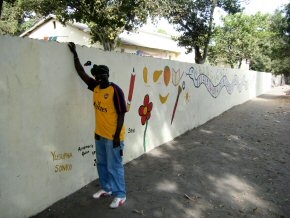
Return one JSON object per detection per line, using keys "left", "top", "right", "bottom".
{"left": 202, "top": 2, "right": 216, "bottom": 63}
{"left": 284, "top": 74, "right": 289, "bottom": 85}
{"left": 102, "top": 41, "right": 114, "bottom": 51}
{"left": 102, "top": 38, "right": 118, "bottom": 51}
{"left": 0, "top": 0, "right": 3, "bottom": 18}
{"left": 94, "top": 27, "right": 121, "bottom": 51}
{"left": 98, "top": 31, "right": 119, "bottom": 51}
{"left": 195, "top": 1, "right": 216, "bottom": 64}
{"left": 195, "top": 46, "right": 206, "bottom": 64}
{"left": 238, "top": 58, "right": 243, "bottom": 68}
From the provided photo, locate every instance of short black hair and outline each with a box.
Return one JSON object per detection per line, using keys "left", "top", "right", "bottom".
{"left": 91, "top": 64, "right": 109, "bottom": 76}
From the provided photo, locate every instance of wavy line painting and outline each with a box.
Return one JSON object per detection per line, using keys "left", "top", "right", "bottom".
{"left": 186, "top": 67, "right": 248, "bottom": 98}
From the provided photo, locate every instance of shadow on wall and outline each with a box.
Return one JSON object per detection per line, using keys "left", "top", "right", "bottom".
{"left": 32, "top": 92, "right": 290, "bottom": 218}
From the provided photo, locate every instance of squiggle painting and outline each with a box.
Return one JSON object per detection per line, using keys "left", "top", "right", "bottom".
{"left": 186, "top": 67, "right": 248, "bottom": 98}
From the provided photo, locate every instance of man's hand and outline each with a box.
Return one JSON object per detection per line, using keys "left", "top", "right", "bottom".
{"left": 113, "top": 135, "right": 121, "bottom": 148}
{"left": 114, "top": 113, "right": 125, "bottom": 148}
{"left": 68, "top": 42, "right": 77, "bottom": 56}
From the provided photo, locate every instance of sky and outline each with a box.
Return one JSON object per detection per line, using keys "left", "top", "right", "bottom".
{"left": 243, "top": 0, "right": 289, "bottom": 14}
{"left": 142, "top": 0, "right": 289, "bottom": 35}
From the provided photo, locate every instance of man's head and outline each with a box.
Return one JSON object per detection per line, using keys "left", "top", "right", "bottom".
{"left": 91, "top": 64, "right": 109, "bottom": 84}
{"left": 91, "top": 64, "right": 109, "bottom": 76}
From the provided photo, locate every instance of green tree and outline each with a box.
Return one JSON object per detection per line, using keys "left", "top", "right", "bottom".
{"left": 0, "top": 0, "right": 2, "bottom": 17}
{"left": 29, "top": 0, "right": 158, "bottom": 51}
{"left": 162, "top": 0, "right": 243, "bottom": 64}
{"left": 0, "top": 0, "right": 40, "bottom": 35}
{"left": 270, "top": 4, "right": 290, "bottom": 77}
{"left": 0, "top": 0, "right": 16, "bottom": 18}
{"left": 0, "top": 1, "right": 19, "bottom": 35}
{"left": 209, "top": 13, "right": 272, "bottom": 69}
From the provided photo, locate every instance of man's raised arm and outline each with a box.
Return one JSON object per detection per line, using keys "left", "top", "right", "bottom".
{"left": 68, "top": 42, "right": 91, "bottom": 85}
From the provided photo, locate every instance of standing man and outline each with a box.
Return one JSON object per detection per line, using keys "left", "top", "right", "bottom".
{"left": 68, "top": 42, "right": 127, "bottom": 208}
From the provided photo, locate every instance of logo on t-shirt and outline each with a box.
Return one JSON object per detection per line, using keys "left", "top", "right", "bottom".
{"left": 104, "top": 93, "right": 109, "bottom": 99}
{"left": 95, "top": 101, "right": 108, "bottom": 113}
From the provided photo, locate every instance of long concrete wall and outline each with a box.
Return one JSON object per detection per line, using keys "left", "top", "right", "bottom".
{"left": 0, "top": 35, "right": 272, "bottom": 218}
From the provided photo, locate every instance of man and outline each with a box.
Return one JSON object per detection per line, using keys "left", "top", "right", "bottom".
{"left": 68, "top": 42, "right": 127, "bottom": 208}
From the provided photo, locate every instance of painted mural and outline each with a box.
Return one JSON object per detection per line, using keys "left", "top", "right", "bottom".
{"left": 78, "top": 63, "right": 249, "bottom": 154}
{"left": 47, "top": 61, "right": 250, "bottom": 177}
{"left": 186, "top": 66, "right": 248, "bottom": 98}
{"left": 142, "top": 66, "right": 187, "bottom": 127}
{"left": 159, "top": 93, "right": 169, "bottom": 104}
{"left": 138, "top": 94, "right": 153, "bottom": 152}
{"left": 74, "top": 61, "right": 249, "bottom": 157}
{"left": 163, "top": 66, "right": 171, "bottom": 86}
{"left": 171, "top": 85, "right": 183, "bottom": 124}
{"left": 185, "top": 91, "right": 190, "bottom": 103}
{"left": 172, "top": 68, "right": 184, "bottom": 87}
{"left": 126, "top": 68, "right": 136, "bottom": 112}
{"left": 143, "top": 67, "right": 149, "bottom": 85}
{"left": 153, "top": 70, "right": 163, "bottom": 83}
{"left": 136, "top": 65, "right": 250, "bottom": 143}
{"left": 153, "top": 66, "right": 172, "bottom": 104}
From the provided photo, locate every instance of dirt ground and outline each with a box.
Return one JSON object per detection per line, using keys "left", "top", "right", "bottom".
{"left": 32, "top": 86, "right": 290, "bottom": 218}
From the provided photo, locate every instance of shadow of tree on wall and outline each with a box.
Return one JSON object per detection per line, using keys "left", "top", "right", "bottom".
{"left": 32, "top": 93, "right": 290, "bottom": 218}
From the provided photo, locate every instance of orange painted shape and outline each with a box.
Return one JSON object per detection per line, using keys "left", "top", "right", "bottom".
{"left": 164, "top": 66, "right": 171, "bottom": 86}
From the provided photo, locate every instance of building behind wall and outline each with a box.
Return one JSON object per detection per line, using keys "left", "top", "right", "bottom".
{"left": 20, "top": 15, "right": 195, "bottom": 63}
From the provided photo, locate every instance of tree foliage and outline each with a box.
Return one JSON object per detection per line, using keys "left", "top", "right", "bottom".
{"left": 162, "top": 0, "right": 243, "bottom": 64}
{"left": 0, "top": 1, "right": 19, "bottom": 35}
{"left": 209, "top": 13, "right": 271, "bottom": 69}
{"left": 209, "top": 3, "right": 290, "bottom": 77}
{"left": 27, "top": 0, "right": 158, "bottom": 51}
{"left": 0, "top": 0, "right": 40, "bottom": 35}
{"left": 0, "top": 0, "right": 17, "bottom": 18}
{"left": 269, "top": 4, "right": 290, "bottom": 76}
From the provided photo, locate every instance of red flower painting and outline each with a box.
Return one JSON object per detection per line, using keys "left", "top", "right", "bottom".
{"left": 138, "top": 94, "right": 153, "bottom": 152}
{"left": 138, "top": 94, "right": 153, "bottom": 125}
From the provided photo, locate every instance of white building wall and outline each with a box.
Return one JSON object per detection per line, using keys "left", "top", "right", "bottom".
{"left": 26, "top": 20, "right": 100, "bottom": 48}
{"left": 22, "top": 19, "right": 195, "bottom": 63}
{"left": 0, "top": 36, "right": 272, "bottom": 218}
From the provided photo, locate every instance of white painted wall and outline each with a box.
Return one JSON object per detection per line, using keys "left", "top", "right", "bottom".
{"left": 0, "top": 36, "right": 272, "bottom": 218}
